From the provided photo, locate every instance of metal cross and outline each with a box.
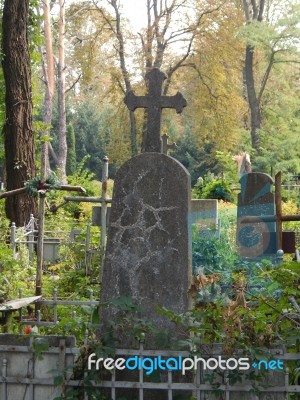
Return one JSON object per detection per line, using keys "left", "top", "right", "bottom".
{"left": 124, "top": 68, "right": 187, "bottom": 152}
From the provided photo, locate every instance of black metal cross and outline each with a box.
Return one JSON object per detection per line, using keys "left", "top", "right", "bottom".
{"left": 124, "top": 68, "right": 187, "bottom": 152}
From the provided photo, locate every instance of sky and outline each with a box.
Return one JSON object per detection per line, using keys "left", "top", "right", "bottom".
{"left": 121, "top": 1, "right": 148, "bottom": 30}
{"left": 63, "top": 0, "right": 149, "bottom": 31}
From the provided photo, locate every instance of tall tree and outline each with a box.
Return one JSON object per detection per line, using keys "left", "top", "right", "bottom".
{"left": 138, "top": 0, "right": 214, "bottom": 151}
{"left": 241, "top": 0, "right": 300, "bottom": 151}
{"left": 93, "top": 0, "right": 138, "bottom": 155}
{"left": 2, "top": 0, "right": 37, "bottom": 226}
{"left": 57, "top": 0, "right": 67, "bottom": 183}
{"left": 242, "top": 0, "right": 265, "bottom": 151}
{"left": 182, "top": 1, "right": 246, "bottom": 156}
{"left": 38, "top": 0, "right": 76, "bottom": 182}
{"left": 39, "top": 0, "right": 57, "bottom": 170}
{"left": 93, "top": 0, "right": 222, "bottom": 152}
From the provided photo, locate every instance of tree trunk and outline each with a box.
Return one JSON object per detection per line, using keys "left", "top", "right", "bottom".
{"left": 109, "top": 0, "right": 138, "bottom": 156}
{"left": 140, "top": 0, "right": 200, "bottom": 151}
{"left": 245, "top": 44, "right": 261, "bottom": 150}
{"left": 2, "top": 0, "right": 37, "bottom": 226}
{"left": 242, "top": 0, "right": 266, "bottom": 152}
{"left": 57, "top": 0, "right": 67, "bottom": 183}
{"left": 41, "top": 0, "right": 55, "bottom": 170}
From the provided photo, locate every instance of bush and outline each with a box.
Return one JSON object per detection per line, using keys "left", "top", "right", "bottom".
{"left": 192, "top": 173, "right": 233, "bottom": 202}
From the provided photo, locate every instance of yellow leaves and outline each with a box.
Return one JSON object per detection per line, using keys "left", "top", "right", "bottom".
{"left": 106, "top": 126, "right": 132, "bottom": 167}
{"left": 183, "top": 31, "right": 247, "bottom": 151}
{"left": 178, "top": 3, "right": 248, "bottom": 153}
{"left": 48, "top": 264, "right": 64, "bottom": 271}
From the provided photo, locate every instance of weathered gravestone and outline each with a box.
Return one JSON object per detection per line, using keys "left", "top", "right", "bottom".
{"left": 237, "top": 172, "right": 277, "bottom": 258}
{"left": 100, "top": 68, "right": 192, "bottom": 347}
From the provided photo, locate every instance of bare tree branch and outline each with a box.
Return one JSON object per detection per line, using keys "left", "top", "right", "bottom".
{"left": 65, "top": 74, "right": 82, "bottom": 94}
{"left": 92, "top": 0, "right": 116, "bottom": 34}
{"left": 258, "top": 51, "right": 274, "bottom": 104}
{"left": 163, "top": 32, "right": 195, "bottom": 94}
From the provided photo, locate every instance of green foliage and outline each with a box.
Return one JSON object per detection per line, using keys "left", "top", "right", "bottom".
{"left": 192, "top": 235, "right": 237, "bottom": 274}
{"left": 282, "top": 200, "right": 300, "bottom": 232}
{"left": 37, "top": 259, "right": 102, "bottom": 341}
{"left": 238, "top": 3, "right": 300, "bottom": 52}
{"left": 49, "top": 297, "right": 160, "bottom": 400}
{"left": 250, "top": 60, "right": 300, "bottom": 176}
{"left": 71, "top": 100, "right": 119, "bottom": 179}
{"left": 28, "top": 0, "right": 43, "bottom": 59}
{"left": 0, "top": 244, "right": 36, "bottom": 310}
{"left": 66, "top": 156, "right": 96, "bottom": 195}
{"left": 25, "top": 173, "right": 61, "bottom": 197}
{"left": 191, "top": 259, "right": 300, "bottom": 347}
{"left": 0, "top": 1, "right": 300, "bottom": 394}
{"left": 46, "top": 257, "right": 300, "bottom": 399}
{"left": 191, "top": 202, "right": 238, "bottom": 302}
{"left": 172, "top": 132, "right": 243, "bottom": 187}
{"left": 32, "top": 337, "right": 50, "bottom": 360}
{"left": 156, "top": 258, "right": 300, "bottom": 397}
{"left": 192, "top": 173, "right": 233, "bottom": 202}
{"left": 215, "top": 151, "right": 239, "bottom": 184}
{"left": 46, "top": 155, "right": 99, "bottom": 219}
{"left": 172, "top": 130, "right": 212, "bottom": 186}
{"left": 100, "top": 296, "right": 167, "bottom": 349}
{"left": 0, "top": 204, "right": 36, "bottom": 308}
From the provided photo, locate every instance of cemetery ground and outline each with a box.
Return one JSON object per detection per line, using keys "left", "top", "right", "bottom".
{"left": 0, "top": 170, "right": 300, "bottom": 399}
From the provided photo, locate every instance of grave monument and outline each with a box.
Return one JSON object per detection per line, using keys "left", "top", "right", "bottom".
{"left": 100, "top": 68, "right": 192, "bottom": 346}
{"left": 236, "top": 172, "right": 277, "bottom": 258}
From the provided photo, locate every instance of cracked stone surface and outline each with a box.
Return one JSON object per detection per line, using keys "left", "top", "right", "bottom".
{"left": 100, "top": 153, "right": 192, "bottom": 346}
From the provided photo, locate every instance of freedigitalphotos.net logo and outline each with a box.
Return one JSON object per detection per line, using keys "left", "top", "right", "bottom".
{"left": 88, "top": 354, "right": 284, "bottom": 375}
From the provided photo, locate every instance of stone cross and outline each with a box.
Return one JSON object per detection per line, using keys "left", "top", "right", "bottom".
{"left": 161, "top": 133, "right": 177, "bottom": 155}
{"left": 124, "top": 68, "right": 187, "bottom": 152}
